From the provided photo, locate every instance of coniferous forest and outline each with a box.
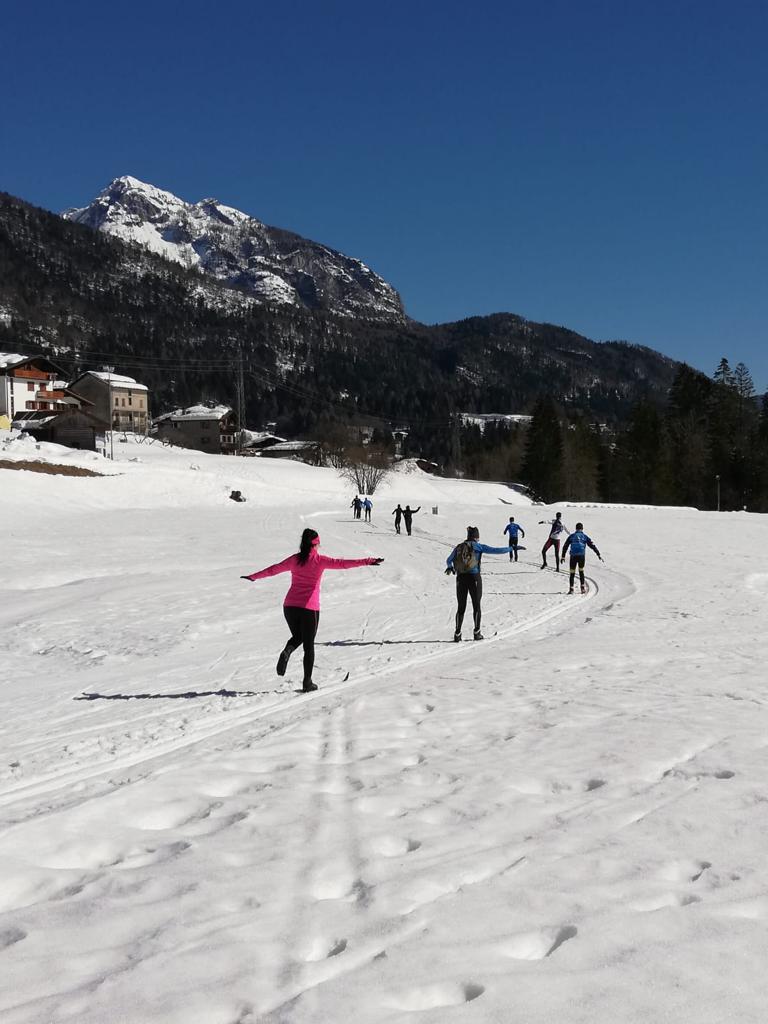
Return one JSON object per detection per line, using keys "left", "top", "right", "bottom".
{"left": 2, "top": 190, "right": 767, "bottom": 510}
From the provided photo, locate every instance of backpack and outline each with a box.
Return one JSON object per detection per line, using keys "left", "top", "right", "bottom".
{"left": 454, "top": 541, "right": 479, "bottom": 574}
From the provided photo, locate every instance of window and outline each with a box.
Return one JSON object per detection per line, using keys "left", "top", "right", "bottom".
{"left": 27, "top": 382, "right": 35, "bottom": 392}
{"left": 114, "top": 395, "right": 119, "bottom": 406}
{"left": 121, "top": 398, "right": 126, "bottom": 407}
{"left": 25, "top": 400, "right": 35, "bottom": 409}
{"left": 139, "top": 398, "right": 143, "bottom": 408}
{"left": 128, "top": 391, "right": 133, "bottom": 401}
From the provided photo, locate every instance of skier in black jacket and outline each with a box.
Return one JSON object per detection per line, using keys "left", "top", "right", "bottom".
{"left": 392, "top": 504, "right": 404, "bottom": 533}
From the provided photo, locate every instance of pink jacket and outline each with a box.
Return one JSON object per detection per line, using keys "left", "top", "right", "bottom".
{"left": 244, "top": 551, "right": 377, "bottom": 611}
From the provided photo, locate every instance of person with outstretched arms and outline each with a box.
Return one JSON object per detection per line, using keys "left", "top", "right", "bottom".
{"left": 560, "top": 521, "right": 602, "bottom": 593}
{"left": 445, "top": 526, "right": 515, "bottom": 641}
{"left": 402, "top": 505, "right": 421, "bottom": 536}
{"left": 503, "top": 516, "right": 525, "bottom": 562}
{"left": 241, "top": 529, "right": 383, "bottom": 692}
{"left": 539, "top": 511, "right": 569, "bottom": 571}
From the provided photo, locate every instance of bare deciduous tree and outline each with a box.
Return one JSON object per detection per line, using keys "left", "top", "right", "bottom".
{"left": 339, "top": 446, "right": 391, "bottom": 494}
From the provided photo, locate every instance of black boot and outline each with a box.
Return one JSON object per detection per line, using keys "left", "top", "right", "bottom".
{"left": 302, "top": 680, "right": 318, "bottom": 692}
{"left": 276, "top": 646, "right": 293, "bottom": 676}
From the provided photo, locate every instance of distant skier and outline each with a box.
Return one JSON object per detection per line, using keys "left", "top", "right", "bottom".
{"left": 403, "top": 505, "right": 421, "bottom": 536}
{"left": 539, "top": 512, "right": 569, "bottom": 571}
{"left": 392, "top": 504, "right": 404, "bottom": 533}
{"left": 561, "top": 522, "right": 602, "bottom": 593}
{"left": 241, "top": 529, "right": 383, "bottom": 692}
{"left": 503, "top": 516, "right": 525, "bottom": 561}
{"left": 362, "top": 497, "right": 372, "bottom": 522}
{"left": 351, "top": 496, "right": 362, "bottom": 519}
{"left": 445, "top": 526, "right": 515, "bottom": 641}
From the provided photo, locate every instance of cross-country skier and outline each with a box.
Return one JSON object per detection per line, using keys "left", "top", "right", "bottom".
{"left": 392, "top": 504, "right": 403, "bottom": 533}
{"left": 445, "top": 526, "right": 515, "bottom": 641}
{"left": 362, "top": 497, "right": 372, "bottom": 522}
{"left": 351, "top": 496, "right": 362, "bottom": 519}
{"left": 403, "top": 505, "right": 420, "bottom": 536}
{"left": 503, "top": 516, "right": 525, "bottom": 561}
{"left": 561, "top": 521, "right": 602, "bottom": 593}
{"left": 539, "top": 512, "right": 569, "bottom": 571}
{"left": 241, "top": 529, "right": 383, "bottom": 692}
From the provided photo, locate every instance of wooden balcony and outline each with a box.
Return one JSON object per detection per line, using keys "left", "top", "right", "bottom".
{"left": 11, "top": 367, "right": 50, "bottom": 380}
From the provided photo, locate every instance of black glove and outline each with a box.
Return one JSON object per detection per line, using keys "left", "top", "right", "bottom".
{"left": 371, "top": 558, "right": 384, "bottom": 565}
{"left": 445, "top": 566, "right": 455, "bottom": 575}
{"left": 240, "top": 575, "right": 252, "bottom": 580}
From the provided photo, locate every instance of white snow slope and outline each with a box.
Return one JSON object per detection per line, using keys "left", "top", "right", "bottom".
{"left": 1, "top": 432, "right": 767, "bottom": 1023}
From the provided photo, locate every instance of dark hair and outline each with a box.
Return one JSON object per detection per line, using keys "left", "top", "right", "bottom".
{"left": 576, "top": 521, "right": 584, "bottom": 530}
{"left": 509, "top": 516, "right": 514, "bottom": 521}
{"left": 555, "top": 512, "right": 561, "bottom": 518}
{"left": 298, "top": 528, "right": 319, "bottom": 564}
{"left": 467, "top": 526, "right": 480, "bottom": 541}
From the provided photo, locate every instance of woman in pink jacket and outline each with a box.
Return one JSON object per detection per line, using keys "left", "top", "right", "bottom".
{"left": 241, "top": 528, "right": 383, "bottom": 692}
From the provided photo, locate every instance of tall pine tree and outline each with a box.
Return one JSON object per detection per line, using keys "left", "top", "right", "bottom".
{"left": 521, "top": 397, "right": 564, "bottom": 501}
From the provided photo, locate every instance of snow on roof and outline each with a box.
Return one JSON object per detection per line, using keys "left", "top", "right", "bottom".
{"left": 13, "top": 415, "right": 57, "bottom": 428}
{"left": 157, "top": 405, "right": 232, "bottom": 422}
{"left": 0, "top": 352, "right": 30, "bottom": 370}
{"left": 261, "top": 440, "right": 319, "bottom": 453}
{"left": 86, "top": 371, "right": 148, "bottom": 391}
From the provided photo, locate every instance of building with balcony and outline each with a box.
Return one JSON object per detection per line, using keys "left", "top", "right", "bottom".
{"left": 68, "top": 371, "right": 150, "bottom": 434}
{"left": 0, "top": 352, "right": 82, "bottom": 424}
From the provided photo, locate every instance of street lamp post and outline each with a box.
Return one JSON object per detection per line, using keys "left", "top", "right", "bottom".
{"left": 103, "top": 364, "right": 114, "bottom": 460}
{"left": 715, "top": 474, "right": 720, "bottom": 512}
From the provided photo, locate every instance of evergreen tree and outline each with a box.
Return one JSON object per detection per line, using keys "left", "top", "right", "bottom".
{"left": 520, "top": 397, "right": 564, "bottom": 501}
{"left": 713, "top": 357, "right": 734, "bottom": 387}
{"left": 561, "top": 418, "right": 601, "bottom": 500}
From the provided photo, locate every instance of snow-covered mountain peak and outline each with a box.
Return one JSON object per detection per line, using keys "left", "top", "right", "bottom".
{"left": 63, "top": 177, "right": 405, "bottom": 322}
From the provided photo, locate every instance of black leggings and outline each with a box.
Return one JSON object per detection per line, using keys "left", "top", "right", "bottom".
{"left": 542, "top": 537, "right": 560, "bottom": 564}
{"left": 283, "top": 606, "right": 320, "bottom": 684}
{"left": 569, "top": 554, "right": 585, "bottom": 588}
{"left": 455, "top": 574, "right": 482, "bottom": 634}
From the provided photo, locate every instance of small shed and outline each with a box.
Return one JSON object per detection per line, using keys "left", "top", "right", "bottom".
{"left": 16, "top": 408, "right": 110, "bottom": 451}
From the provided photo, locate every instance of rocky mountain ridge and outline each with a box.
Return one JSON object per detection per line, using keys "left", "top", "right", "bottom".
{"left": 64, "top": 176, "right": 405, "bottom": 324}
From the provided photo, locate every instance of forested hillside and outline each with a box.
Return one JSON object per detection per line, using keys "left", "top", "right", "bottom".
{"left": 1, "top": 191, "right": 677, "bottom": 473}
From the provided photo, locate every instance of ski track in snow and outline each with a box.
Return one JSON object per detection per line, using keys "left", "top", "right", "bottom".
{"left": 1, "top": 435, "right": 768, "bottom": 1023}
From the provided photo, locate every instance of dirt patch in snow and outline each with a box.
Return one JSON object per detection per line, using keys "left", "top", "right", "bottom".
{"left": 0, "top": 460, "right": 104, "bottom": 478}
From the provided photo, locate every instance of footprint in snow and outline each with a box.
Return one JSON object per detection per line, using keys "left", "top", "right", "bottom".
{"left": 498, "top": 925, "right": 577, "bottom": 961}
{"left": 386, "top": 981, "right": 484, "bottom": 1011}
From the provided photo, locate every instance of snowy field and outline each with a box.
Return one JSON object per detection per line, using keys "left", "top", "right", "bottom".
{"left": 1, "top": 431, "right": 767, "bottom": 1023}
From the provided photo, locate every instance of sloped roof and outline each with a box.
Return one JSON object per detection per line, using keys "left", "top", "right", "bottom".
{"left": 73, "top": 370, "right": 148, "bottom": 392}
{"left": 155, "top": 404, "right": 232, "bottom": 422}
{"left": 0, "top": 352, "right": 28, "bottom": 370}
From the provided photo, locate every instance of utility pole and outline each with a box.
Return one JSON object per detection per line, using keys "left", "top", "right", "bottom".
{"left": 103, "top": 364, "right": 114, "bottom": 460}
{"left": 716, "top": 474, "right": 721, "bottom": 512}
{"left": 452, "top": 413, "right": 462, "bottom": 476}
{"left": 234, "top": 348, "right": 246, "bottom": 455}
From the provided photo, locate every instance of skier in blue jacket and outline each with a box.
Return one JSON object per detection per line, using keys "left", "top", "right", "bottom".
{"left": 561, "top": 522, "right": 602, "bottom": 593}
{"left": 445, "top": 526, "right": 515, "bottom": 641}
{"left": 503, "top": 517, "right": 525, "bottom": 562}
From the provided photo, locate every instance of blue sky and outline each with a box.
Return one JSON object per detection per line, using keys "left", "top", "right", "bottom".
{"left": 4, "top": 0, "right": 767, "bottom": 388}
